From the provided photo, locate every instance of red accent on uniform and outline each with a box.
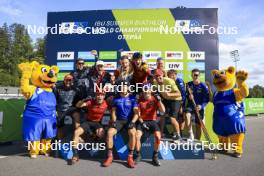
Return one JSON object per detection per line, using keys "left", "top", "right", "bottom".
{"left": 96, "top": 70, "right": 106, "bottom": 85}
{"left": 114, "top": 69, "right": 120, "bottom": 78}
{"left": 131, "top": 62, "right": 150, "bottom": 84}
{"left": 154, "top": 69, "right": 164, "bottom": 77}
{"left": 139, "top": 96, "right": 160, "bottom": 121}
{"left": 86, "top": 99, "right": 108, "bottom": 122}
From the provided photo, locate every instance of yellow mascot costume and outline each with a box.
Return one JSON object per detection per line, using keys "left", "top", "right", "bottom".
{"left": 18, "top": 61, "right": 59, "bottom": 158}
{"left": 211, "top": 66, "right": 249, "bottom": 158}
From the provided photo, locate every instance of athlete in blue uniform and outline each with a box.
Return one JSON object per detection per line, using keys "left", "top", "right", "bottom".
{"left": 103, "top": 81, "right": 139, "bottom": 168}
{"left": 23, "top": 87, "right": 57, "bottom": 141}
{"left": 185, "top": 69, "right": 209, "bottom": 140}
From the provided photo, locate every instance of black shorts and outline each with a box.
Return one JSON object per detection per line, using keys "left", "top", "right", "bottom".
{"left": 177, "top": 105, "right": 185, "bottom": 124}
{"left": 136, "top": 120, "right": 160, "bottom": 133}
{"left": 162, "top": 99, "right": 181, "bottom": 117}
{"left": 115, "top": 120, "right": 130, "bottom": 132}
{"left": 185, "top": 104, "right": 205, "bottom": 124}
{"left": 80, "top": 121, "right": 103, "bottom": 134}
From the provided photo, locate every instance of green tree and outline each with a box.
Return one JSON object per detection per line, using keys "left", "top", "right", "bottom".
{"left": 32, "top": 36, "right": 46, "bottom": 63}
{"left": 0, "top": 23, "right": 11, "bottom": 74}
{"left": 0, "top": 23, "right": 37, "bottom": 86}
{"left": 249, "top": 85, "right": 264, "bottom": 98}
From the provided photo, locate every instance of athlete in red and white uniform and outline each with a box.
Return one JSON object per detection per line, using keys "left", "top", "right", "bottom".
{"left": 71, "top": 91, "right": 108, "bottom": 163}
{"left": 135, "top": 83, "right": 165, "bottom": 166}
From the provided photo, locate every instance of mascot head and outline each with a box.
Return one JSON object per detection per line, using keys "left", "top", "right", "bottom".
{"left": 211, "top": 66, "right": 236, "bottom": 91}
{"left": 31, "top": 61, "right": 59, "bottom": 88}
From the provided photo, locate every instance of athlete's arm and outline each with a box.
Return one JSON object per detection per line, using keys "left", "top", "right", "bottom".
{"left": 166, "top": 90, "right": 181, "bottom": 98}
{"left": 138, "top": 116, "right": 144, "bottom": 123}
{"left": 166, "top": 79, "right": 181, "bottom": 98}
{"left": 157, "top": 100, "right": 165, "bottom": 114}
{"left": 76, "top": 99, "right": 87, "bottom": 108}
{"left": 201, "top": 83, "right": 210, "bottom": 108}
{"left": 131, "top": 107, "right": 139, "bottom": 123}
{"left": 111, "top": 107, "right": 117, "bottom": 122}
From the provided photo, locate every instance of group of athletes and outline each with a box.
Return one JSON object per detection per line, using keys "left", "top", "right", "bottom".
{"left": 54, "top": 52, "right": 210, "bottom": 168}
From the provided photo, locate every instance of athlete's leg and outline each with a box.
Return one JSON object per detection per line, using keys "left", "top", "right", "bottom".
{"left": 103, "top": 127, "right": 117, "bottom": 167}
{"left": 135, "top": 130, "right": 143, "bottom": 152}
{"left": 72, "top": 111, "right": 80, "bottom": 129}
{"left": 96, "top": 128, "right": 105, "bottom": 139}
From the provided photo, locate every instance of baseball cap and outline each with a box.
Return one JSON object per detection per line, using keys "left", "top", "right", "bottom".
{"left": 154, "top": 69, "right": 164, "bottom": 77}
{"left": 132, "top": 52, "right": 142, "bottom": 60}
{"left": 157, "top": 57, "right": 164, "bottom": 61}
{"left": 96, "top": 90, "right": 106, "bottom": 95}
{"left": 76, "top": 58, "right": 84, "bottom": 63}
{"left": 64, "top": 74, "right": 73, "bottom": 81}
{"left": 96, "top": 60, "right": 104, "bottom": 66}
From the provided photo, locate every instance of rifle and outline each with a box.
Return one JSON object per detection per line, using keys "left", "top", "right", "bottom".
{"left": 186, "top": 84, "right": 217, "bottom": 160}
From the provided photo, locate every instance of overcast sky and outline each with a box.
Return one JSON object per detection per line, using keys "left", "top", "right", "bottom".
{"left": 1, "top": 0, "right": 263, "bottom": 87}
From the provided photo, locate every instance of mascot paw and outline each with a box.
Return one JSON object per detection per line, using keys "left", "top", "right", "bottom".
{"left": 236, "top": 70, "right": 248, "bottom": 83}
{"left": 18, "top": 61, "right": 39, "bottom": 73}
{"left": 18, "top": 62, "right": 32, "bottom": 73}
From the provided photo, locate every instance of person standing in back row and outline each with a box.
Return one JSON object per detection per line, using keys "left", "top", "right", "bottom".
{"left": 185, "top": 68, "right": 209, "bottom": 140}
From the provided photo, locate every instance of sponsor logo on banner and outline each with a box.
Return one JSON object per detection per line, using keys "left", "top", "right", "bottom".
{"left": 84, "top": 62, "right": 95, "bottom": 67}
{"left": 121, "top": 51, "right": 138, "bottom": 60}
{"left": 187, "top": 51, "right": 205, "bottom": 60}
{"left": 57, "top": 62, "right": 74, "bottom": 71}
{"left": 58, "top": 72, "right": 70, "bottom": 81}
{"left": 147, "top": 62, "right": 157, "bottom": 70}
{"left": 165, "top": 51, "right": 183, "bottom": 60}
{"left": 60, "top": 22, "right": 88, "bottom": 34}
{"left": 104, "top": 62, "right": 117, "bottom": 70}
{"left": 143, "top": 51, "right": 161, "bottom": 60}
{"left": 175, "top": 20, "right": 202, "bottom": 32}
{"left": 99, "top": 51, "right": 117, "bottom": 60}
{"left": 187, "top": 62, "right": 205, "bottom": 71}
{"left": 57, "top": 52, "right": 74, "bottom": 60}
{"left": 78, "top": 51, "right": 95, "bottom": 60}
{"left": 165, "top": 62, "right": 183, "bottom": 70}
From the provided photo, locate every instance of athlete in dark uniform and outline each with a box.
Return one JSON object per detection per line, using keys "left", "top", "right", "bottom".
{"left": 53, "top": 74, "right": 81, "bottom": 139}
{"left": 70, "top": 58, "right": 93, "bottom": 100}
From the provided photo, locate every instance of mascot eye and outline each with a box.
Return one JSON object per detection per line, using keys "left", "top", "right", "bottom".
{"left": 41, "top": 67, "right": 47, "bottom": 73}
{"left": 220, "top": 71, "right": 226, "bottom": 75}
